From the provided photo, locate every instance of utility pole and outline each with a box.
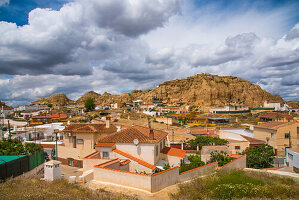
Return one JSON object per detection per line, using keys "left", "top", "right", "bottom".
{"left": 289, "top": 131, "right": 292, "bottom": 148}
{"left": 54, "top": 129, "right": 59, "bottom": 160}
{"left": 8, "top": 120, "right": 11, "bottom": 139}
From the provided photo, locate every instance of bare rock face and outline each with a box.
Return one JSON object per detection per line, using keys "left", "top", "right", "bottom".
{"left": 33, "top": 93, "right": 74, "bottom": 106}
{"left": 136, "top": 74, "right": 284, "bottom": 107}
{"left": 77, "top": 91, "right": 101, "bottom": 105}
{"left": 0, "top": 101, "right": 13, "bottom": 109}
{"left": 33, "top": 74, "right": 284, "bottom": 108}
{"left": 75, "top": 74, "right": 284, "bottom": 108}
{"left": 287, "top": 102, "right": 299, "bottom": 109}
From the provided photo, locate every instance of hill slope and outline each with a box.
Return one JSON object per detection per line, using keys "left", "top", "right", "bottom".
{"left": 77, "top": 74, "right": 284, "bottom": 107}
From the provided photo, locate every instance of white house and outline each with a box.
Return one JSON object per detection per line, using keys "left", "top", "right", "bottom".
{"left": 84, "top": 125, "right": 186, "bottom": 174}
{"left": 286, "top": 147, "right": 299, "bottom": 173}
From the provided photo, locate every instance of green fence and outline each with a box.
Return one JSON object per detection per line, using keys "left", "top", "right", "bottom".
{"left": 0, "top": 151, "right": 44, "bottom": 181}
{"left": 28, "top": 151, "right": 45, "bottom": 171}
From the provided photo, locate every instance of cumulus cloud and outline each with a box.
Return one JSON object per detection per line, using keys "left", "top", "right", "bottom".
{"left": 0, "top": 0, "right": 299, "bottom": 106}
{"left": 0, "top": 0, "right": 181, "bottom": 76}
{"left": 0, "top": 0, "right": 9, "bottom": 7}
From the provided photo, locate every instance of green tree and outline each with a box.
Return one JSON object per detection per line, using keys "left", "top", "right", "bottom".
{"left": 243, "top": 144, "right": 275, "bottom": 169}
{"left": 47, "top": 103, "right": 52, "bottom": 108}
{"left": 0, "top": 138, "right": 43, "bottom": 155}
{"left": 179, "top": 154, "right": 205, "bottom": 173}
{"left": 208, "top": 151, "right": 235, "bottom": 166}
{"left": 84, "top": 98, "right": 95, "bottom": 112}
{"left": 186, "top": 136, "right": 228, "bottom": 150}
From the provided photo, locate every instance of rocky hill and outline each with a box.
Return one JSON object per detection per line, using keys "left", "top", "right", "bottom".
{"left": 31, "top": 74, "right": 284, "bottom": 108}
{"left": 76, "top": 74, "right": 284, "bottom": 108}
{"left": 0, "top": 101, "right": 13, "bottom": 109}
{"left": 32, "top": 93, "right": 75, "bottom": 107}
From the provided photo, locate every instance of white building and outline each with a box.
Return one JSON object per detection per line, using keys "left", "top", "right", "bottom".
{"left": 286, "top": 147, "right": 299, "bottom": 173}
{"left": 44, "top": 160, "right": 62, "bottom": 181}
{"left": 86, "top": 125, "right": 186, "bottom": 174}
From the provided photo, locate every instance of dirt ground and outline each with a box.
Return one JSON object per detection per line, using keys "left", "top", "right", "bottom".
{"left": 87, "top": 179, "right": 179, "bottom": 200}
{"left": 61, "top": 165, "right": 83, "bottom": 180}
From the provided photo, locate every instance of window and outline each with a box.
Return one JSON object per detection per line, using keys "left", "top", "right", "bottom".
{"left": 160, "top": 142, "right": 162, "bottom": 152}
{"left": 163, "top": 139, "right": 165, "bottom": 147}
{"left": 288, "top": 153, "right": 293, "bottom": 160}
{"left": 235, "top": 146, "right": 240, "bottom": 150}
{"left": 77, "top": 139, "right": 84, "bottom": 144}
{"left": 155, "top": 145, "right": 159, "bottom": 156}
{"left": 285, "top": 133, "right": 290, "bottom": 139}
{"left": 102, "top": 152, "right": 109, "bottom": 159}
{"left": 271, "top": 133, "right": 275, "bottom": 138}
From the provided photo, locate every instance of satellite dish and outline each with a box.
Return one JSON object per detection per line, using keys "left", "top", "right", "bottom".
{"left": 133, "top": 139, "right": 139, "bottom": 146}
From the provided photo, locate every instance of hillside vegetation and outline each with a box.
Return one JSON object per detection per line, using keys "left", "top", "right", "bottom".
{"left": 170, "top": 170, "right": 299, "bottom": 200}
{"left": 0, "top": 178, "right": 137, "bottom": 200}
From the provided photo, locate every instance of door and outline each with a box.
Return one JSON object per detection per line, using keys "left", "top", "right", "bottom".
{"left": 73, "top": 136, "right": 76, "bottom": 148}
{"left": 68, "top": 158, "right": 74, "bottom": 167}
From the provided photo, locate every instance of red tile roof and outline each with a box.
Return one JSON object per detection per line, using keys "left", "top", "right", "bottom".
{"left": 63, "top": 123, "right": 116, "bottom": 133}
{"left": 96, "top": 125, "right": 168, "bottom": 144}
{"left": 161, "top": 147, "right": 186, "bottom": 158}
{"left": 94, "top": 143, "right": 115, "bottom": 147}
{"left": 113, "top": 149, "right": 156, "bottom": 170}
{"left": 259, "top": 112, "right": 293, "bottom": 120}
{"left": 255, "top": 122, "right": 295, "bottom": 130}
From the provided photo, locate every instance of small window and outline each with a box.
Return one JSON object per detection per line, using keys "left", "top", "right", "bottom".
{"left": 102, "top": 152, "right": 109, "bottom": 159}
{"left": 77, "top": 139, "right": 84, "bottom": 144}
{"left": 163, "top": 139, "right": 165, "bottom": 147}
{"left": 160, "top": 142, "right": 162, "bottom": 152}
{"left": 285, "top": 133, "right": 290, "bottom": 139}
{"left": 271, "top": 133, "right": 275, "bottom": 138}
{"left": 235, "top": 146, "right": 240, "bottom": 150}
{"left": 288, "top": 153, "right": 293, "bottom": 160}
{"left": 155, "top": 145, "right": 159, "bottom": 156}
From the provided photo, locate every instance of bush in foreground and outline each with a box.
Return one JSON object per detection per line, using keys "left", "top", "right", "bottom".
{"left": 0, "top": 178, "right": 137, "bottom": 200}
{"left": 170, "top": 170, "right": 299, "bottom": 200}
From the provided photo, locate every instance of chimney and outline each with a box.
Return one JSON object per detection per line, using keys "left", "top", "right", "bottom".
{"left": 106, "top": 116, "right": 111, "bottom": 128}
{"left": 148, "top": 118, "right": 154, "bottom": 140}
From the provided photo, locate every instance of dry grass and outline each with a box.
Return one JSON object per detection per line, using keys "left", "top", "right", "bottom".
{"left": 0, "top": 178, "right": 137, "bottom": 200}
{"left": 170, "top": 170, "right": 299, "bottom": 200}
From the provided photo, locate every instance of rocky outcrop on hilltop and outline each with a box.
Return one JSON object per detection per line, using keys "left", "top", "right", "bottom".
{"left": 32, "top": 74, "right": 285, "bottom": 108}
{"left": 33, "top": 93, "right": 75, "bottom": 107}
{"left": 75, "top": 74, "right": 284, "bottom": 108}
{"left": 76, "top": 91, "right": 102, "bottom": 105}
{"left": 0, "top": 101, "right": 13, "bottom": 109}
{"left": 287, "top": 102, "right": 299, "bottom": 109}
{"left": 136, "top": 74, "right": 284, "bottom": 107}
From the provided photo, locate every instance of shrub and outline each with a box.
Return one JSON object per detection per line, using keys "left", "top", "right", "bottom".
{"left": 186, "top": 136, "right": 228, "bottom": 150}
{"left": 0, "top": 138, "right": 43, "bottom": 155}
{"left": 179, "top": 155, "right": 205, "bottom": 173}
{"left": 208, "top": 151, "right": 235, "bottom": 167}
{"left": 170, "top": 170, "right": 299, "bottom": 200}
{"left": 84, "top": 98, "right": 95, "bottom": 112}
{"left": 243, "top": 144, "right": 275, "bottom": 169}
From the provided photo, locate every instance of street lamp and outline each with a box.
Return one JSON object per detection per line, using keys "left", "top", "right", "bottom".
{"left": 54, "top": 129, "right": 59, "bottom": 160}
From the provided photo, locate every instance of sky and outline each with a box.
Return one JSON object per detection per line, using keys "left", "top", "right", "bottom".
{"left": 0, "top": 0, "right": 298, "bottom": 106}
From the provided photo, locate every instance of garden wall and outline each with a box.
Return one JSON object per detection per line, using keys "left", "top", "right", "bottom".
{"left": 178, "top": 162, "right": 218, "bottom": 182}
{"left": 151, "top": 167, "right": 179, "bottom": 192}
{"left": 219, "top": 155, "right": 246, "bottom": 171}
{"left": 93, "top": 167, "right": 152, "bottom": 191}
